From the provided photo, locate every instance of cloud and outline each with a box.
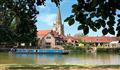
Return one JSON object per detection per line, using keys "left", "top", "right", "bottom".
{"left": 37, "top": 5, "right": 46, "bottom": 9}
{"left": 36, "top": 2, "right": 57, "bottom": 26}
{"left": 36, "top": 13, "right": 56, "bottom": 26}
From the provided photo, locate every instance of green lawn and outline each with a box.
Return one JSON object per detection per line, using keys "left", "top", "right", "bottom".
{"left": 1, "top": 64, "right": 120, "bottom": 70}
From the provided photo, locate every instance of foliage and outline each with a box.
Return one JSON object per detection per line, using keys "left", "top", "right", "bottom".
{"left": 0, "top": 0, "right": 37, "bottom": 43}
{"left": 0, "top": 0, "right": 62, "bottom": 44}
{"left": 78, "top": 39, "right": 86, "bottom": 44}
{"left": 65, "top": 0, "right": 120, "bottom": 36}
{"left": 63, "top": 44, "right": 75, "bottom": 50}
{"left": 36, "top": 0, "right": 62, "bottom": 6}
{"left": 0, "top": 25, "right": 16, "bottom": 43}
{"left": 63, "top": 44, "right": 86, "bottom": 51}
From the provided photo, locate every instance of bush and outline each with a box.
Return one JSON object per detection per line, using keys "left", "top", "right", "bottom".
{"left": 63, "top": 44, "right": 86, "bottom": 52}
{"left": 63, "top": 44, "right": 75, "bottom": 50}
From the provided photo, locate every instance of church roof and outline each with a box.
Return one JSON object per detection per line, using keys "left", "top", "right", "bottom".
{"left": 37, "top": 30, "right": 51, "bottom": 38}
{"left": 37, "top": 30, "right": 65, "bottom": 40}
{"left": 56, "top": 7, "right": 62, "bottom": 25}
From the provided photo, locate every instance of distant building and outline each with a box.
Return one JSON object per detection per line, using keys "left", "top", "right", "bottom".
{"left": 37, "top": 30, "right": 53, "bottom": 48}
{"left": 52, "top": 7, "right": 64, "bottom": 35}
{"left": 37, "top": 30, "right": 64, "bottom": 49}
{"left": 37, "top": 7, "right": 65, "bottom": 49}
{"left": 63, "top": 36, "right": 78, "bottom": 46}
{"left": 81, "top": 36, "right": 112, "bottom": 43}
{"left": 37, "top": 6, "right": 120, "bottom": 49}
{"left": 79, "top": 36, "right": 120, "bottom": 47}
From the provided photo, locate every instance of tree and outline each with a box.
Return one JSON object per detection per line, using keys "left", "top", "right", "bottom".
{"left": 0, "top": 0, "right": 62, "bottom": 45}
{"left": 0, "top": 3, "right": 17, "bottom": 43}
{"left": 0, "top": 0, "right": 37, "bottom": 44}
{"left": 0, "top": 25, "right": 16, "bottom": 43}
{"left": 65, "top": 0, "right": 120, "bottom": 36}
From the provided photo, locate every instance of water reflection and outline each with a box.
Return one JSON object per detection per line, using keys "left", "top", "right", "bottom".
{"left": 14, "top": 54, "right": 64, "bottom": 64}
{"left": 37, "top": 54, "right": 64, "bottom": 64}
{"left": 64, "top": 53, "right": 120, "bottom": 65}
{"left": 0, "top": 53, "right": 120, "bottom": 65}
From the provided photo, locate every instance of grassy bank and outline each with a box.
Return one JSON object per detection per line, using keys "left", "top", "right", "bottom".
{"left": 0, "top": 64, "right": 120, "bottom": 70}
{"left": 64, "top": 45, "right": 120, "bottom": 53}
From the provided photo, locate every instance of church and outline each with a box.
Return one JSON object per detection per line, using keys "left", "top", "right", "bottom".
{"left": 37, "top": 7, "right": 120, "bottom": 49}
{"left": 37, "top": 7, "right": 65, "bottom": 49}
{"left": 52, "top": 7, "right": 64, "bottom": 35}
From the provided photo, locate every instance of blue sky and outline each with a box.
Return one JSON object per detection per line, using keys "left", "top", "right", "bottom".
{"left": 35, "top": 0, "right": 118, "bottom": 36}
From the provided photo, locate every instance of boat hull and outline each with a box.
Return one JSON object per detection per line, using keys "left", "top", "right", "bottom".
{"left": 13, "top": 49, "right": 69, "bottom": 54}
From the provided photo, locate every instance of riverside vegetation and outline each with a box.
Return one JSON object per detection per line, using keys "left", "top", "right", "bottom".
{"left": 63, "top": 44, "right": 120, "bottom": 53}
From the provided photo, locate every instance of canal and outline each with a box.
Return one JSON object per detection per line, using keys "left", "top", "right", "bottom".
{"left": 0, "top": 52, "right": 120, "bottom": 65}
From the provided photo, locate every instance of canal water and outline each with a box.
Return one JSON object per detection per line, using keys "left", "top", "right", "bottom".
{"left": 0, "top": 53, "right": 120, "bottom": 65}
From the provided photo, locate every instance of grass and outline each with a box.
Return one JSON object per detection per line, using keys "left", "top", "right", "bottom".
{"left": 0, "top": 64, "right": 120, "bottom": 70}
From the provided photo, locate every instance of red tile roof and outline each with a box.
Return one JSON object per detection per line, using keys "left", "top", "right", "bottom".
{"left": 63, "top": 36, "right": 78, "bottom": 44}
{"left": 37, "top": 30, "right": 120, "bottom": 43}
{"left": 37, "top": 30, "right": 64, "bottom": 39}
{"left": 80, "top": 36, "right": 112, "bottom": 43}
{"left": 37, "top": 30, "right": 51, "bottom": 38}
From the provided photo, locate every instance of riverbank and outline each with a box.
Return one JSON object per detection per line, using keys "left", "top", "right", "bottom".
{"left": 0, "top": 64, "right": 120, "bottom": 70}
{"left": 70, "top": 48, "right": 120, "bottom": 53}
{"left": 1, "top": 47, "right": 120, "bottom": 53}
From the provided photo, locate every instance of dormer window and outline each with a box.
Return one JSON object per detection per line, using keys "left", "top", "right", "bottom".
{"left": 46, "top": 37, "right": 51, "bottom": 39}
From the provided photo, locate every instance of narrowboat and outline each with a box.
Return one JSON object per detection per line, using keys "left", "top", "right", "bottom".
{"left": 11, "top": 49, "right": 69, "bottom": 54}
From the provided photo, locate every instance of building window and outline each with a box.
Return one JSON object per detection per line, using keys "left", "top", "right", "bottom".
{"left": 72, "top": 40, "right": 74, "bottom": 42}
{"left": 46, "top": 37, "right": 51, "bottom": 39}
{"left": 65, "top": 40, "right": 67, "bottom": 42}
{"left": 55, "top": 40, "right": 61, "bottom": 45}
{"left": 56, "top": 42, "right": 61, "bottom": 45}
{"left": 46, "top": 42, "right": 51, "bottom": 45}
{"left": 75, "top": 41, "right": 78, "bottom": 43}
{"left": 45, "top": 42, "right": 51, "bottom": 48}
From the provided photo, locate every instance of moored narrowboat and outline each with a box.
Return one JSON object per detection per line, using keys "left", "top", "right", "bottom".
{"left": 12, "top": 49, "right": 69, "bottom": 54}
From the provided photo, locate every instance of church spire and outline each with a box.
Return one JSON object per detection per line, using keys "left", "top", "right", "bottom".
{"left": 56, "top": 6, "right": 62, "bottom": 25}
{"left": 53, "top": 6, "right": 64, "bottom": 35}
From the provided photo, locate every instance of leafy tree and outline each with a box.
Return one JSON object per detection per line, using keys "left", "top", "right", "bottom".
{"left": 0, "top": 25, "right": 16, "bottom": 43}
{"left": 0, "top": 0, "right": 37, "bottom": 44}
{"left": 65, "top": 0, "right": 120, "bottom": 36}
{"left": 0, "top": 3, "right": 17, "bottom": 43}
{"left": 0, "top": 0, "right": 62, "bottom": 45}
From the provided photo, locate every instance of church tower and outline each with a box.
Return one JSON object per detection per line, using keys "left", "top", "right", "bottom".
{"left": 53, "top": 6, "right": 64, "bottom": 35}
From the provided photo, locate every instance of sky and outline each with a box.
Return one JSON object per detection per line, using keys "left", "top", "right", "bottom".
{"left": 35, "top": 0, "right": 118, "bottom": 36}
